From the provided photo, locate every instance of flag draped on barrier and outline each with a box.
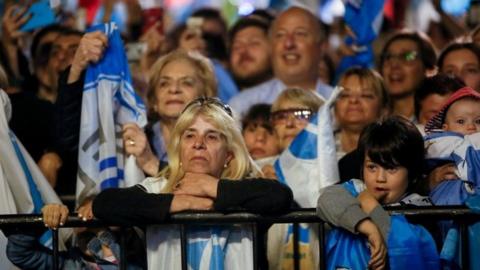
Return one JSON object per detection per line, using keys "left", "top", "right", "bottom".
{"left": 0, "top": 90, "right": 71, "bottom": 268}
{"left": 76, "top": 22, "right": 147, "bottom": 203}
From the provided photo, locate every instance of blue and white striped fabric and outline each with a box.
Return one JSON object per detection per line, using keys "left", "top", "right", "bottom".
{"left": 76, "top": 22, "right": 147, "bottom": 204}
{"left": 336, "top": 0, "right": 384, "bottom": 79}
{"left": 424, "top": 131, "right": 480, "bottom": 269}
{"left": 0, "top": 90, "right": 71, "bottom": 268}
{"left": 274, "top": 87, "right": 341, "bottom": 208}
{"left": 425, "top": 131, "right": 480, "bottom": 191}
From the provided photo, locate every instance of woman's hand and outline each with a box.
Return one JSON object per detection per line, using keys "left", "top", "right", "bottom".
{"left": 169, "top": 195, "right": 214, "bottom": 213}
{"left": 261, "top": 164, "right": 278, "bottom": 179}
{"left": 356, "top": 219, "right": 387, "bottom": 270}
{"left": 68, "top": 31, "right": 108, "bottom": 83}
{"left": 122, "top": 123, "right": 159, "bottom": 176}
{"left": 358, "top": 190, "right": 381, "bottom": 214}
{"left": 427, "top": 163, "right": 458, "bottom": 190}
{"left": 173, "top": 173, "right": 220, "bottom": 198}
{"left": 42, "top": 204, "right": 69, "bottom": 229}
{"left": 77, "top": 198, "right": 94, "bottom": 221}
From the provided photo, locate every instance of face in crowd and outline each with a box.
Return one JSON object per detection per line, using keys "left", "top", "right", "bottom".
{"left": 243, "top": 120, "right": 279, "bottom": 160}
{"left": 153, "top": 58, "right": 203, "bottom": 120}
{"left": 230, "top": 25, "right": 272, "bottom": 88}
{"left": 440, "top": 47, "right": 480, "bottom": 92}
{"left": 335, "top": 74, "right": 384, "bottom": 132}
{"left": 381, "top": 39, "right": 427, "bottom": 98}
{"left": 272, "top": 100, "right": 313, "bottom": 151}
{"left": 271, "top": 7, "right": 322, "bottom": 88}
{"left": 443, "top": 98, "right": 480, "bottom": 135}
{"left": 180, "top": 115, "right": 232, "bottom": 178}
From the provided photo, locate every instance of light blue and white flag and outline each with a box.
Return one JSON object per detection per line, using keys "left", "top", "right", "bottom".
{"left": 76, "top": 22, "right": 147, "bottom": 204}
{"left": 336, "top": 0, "right": 384, "bottom": 79}
{"left": 425, "top": 131, "right": 480, "bottom": 190}
{"left": 424, "top": 131, "right": 480, "bottom": 269}
{"left": 274, "top": 87, "right": 341, "bottom": 208}
{"left": 0, "top": 90, "right": 71, "bottom": 268}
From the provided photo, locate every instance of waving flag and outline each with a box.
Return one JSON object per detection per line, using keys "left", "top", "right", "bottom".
{"left": 274, "top": 87, "right": 341, "bottom": 208}
{"left": 336, "top": 0, "right": 384, "bottom": 79}
{"left": 0, "top": 90, "right": 71, "bottom": 268}
{"left": 77, "top": 22, "right": 147, "bottom": 204}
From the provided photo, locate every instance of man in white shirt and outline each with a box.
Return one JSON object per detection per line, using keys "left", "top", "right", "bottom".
{"left": 229, "top": 6, "right": 332, "bottom": 118}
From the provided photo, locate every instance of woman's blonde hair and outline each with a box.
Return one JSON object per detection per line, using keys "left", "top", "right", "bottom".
{"left": 271, "top": 87, "right": 324, "bottom": 112}
{"left": 161, "top": 97, "right": 259, "bottom": 192}
{"left": 146, "top": 50, "right": 217, "bottom": 120}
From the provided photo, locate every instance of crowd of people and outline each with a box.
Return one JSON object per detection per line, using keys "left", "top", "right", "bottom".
{"left": 1, "top": 1, "right": 480, "bottom": 269}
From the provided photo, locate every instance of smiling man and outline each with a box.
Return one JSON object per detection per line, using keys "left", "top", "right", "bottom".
{"left": 229, "top": 6, "right": 332, "bottom": 118}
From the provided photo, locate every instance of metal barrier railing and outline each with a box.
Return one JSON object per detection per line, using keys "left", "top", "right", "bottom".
{"left": 0, "top": 205, "right": 479, "bottom": 270}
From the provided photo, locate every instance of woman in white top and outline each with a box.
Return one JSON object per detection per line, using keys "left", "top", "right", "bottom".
{"left": 93, "top": 97, "right": 293, "bottom": 270}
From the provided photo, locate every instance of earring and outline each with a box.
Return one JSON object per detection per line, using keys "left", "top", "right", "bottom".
{"left": 224, "top": 163, "right": 228, "bottom": 168}
{"left": 179, "top": 162, "right": 183, "bottom": 168}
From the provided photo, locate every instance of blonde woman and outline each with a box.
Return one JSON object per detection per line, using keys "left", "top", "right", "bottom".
{"left": 123, "top": 50, "right": 217, "bottom": 176}
{"left": 93, "top": 97, "right": 293, "bottom": 269}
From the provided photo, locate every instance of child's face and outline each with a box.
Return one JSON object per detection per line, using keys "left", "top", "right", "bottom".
{"left": 363, "top": 156, "right": 409, "bottom": 204}
{"left": 243, "top": 122, "right": 279, "bottom": 160}
{"left": 442, "top": 99, "right": 480, "bottom": 135}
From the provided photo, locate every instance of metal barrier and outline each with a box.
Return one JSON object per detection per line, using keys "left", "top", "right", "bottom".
{"left": 0, "top": 205, "right": 479, "bottom": 270}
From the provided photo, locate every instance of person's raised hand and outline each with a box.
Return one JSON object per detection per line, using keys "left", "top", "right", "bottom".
{"left": 1, "top": 4, "right": 29, "bottom": 46}
{"left": 42, "top": 204, "right": 69, "bottom": 230}
{"left": 173, "top": 173, "right": 220, "bottom": 198}
{"left": 122, "top": 123, "right": 159, "bottom": 176}
{"left": 68, "top": 31, "right": 108, "bottom": 83}
{"left": 357, "top": 219, "right": 387, "bottom": 270}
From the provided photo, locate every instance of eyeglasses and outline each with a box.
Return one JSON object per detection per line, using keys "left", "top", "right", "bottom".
{"left": 270, "top": 108, "right": 313, "bottom": 125}
{"left": 182, "top": 96, "right": 234, "bottom": 117}
{"left": 382, "top": 51, "right": 420, "bottom": 65}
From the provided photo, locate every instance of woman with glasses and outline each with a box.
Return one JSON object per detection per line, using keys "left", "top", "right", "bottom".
{"left": 270, "top": 88, "right": 324, "bottom": 152}
{"left": 379, "top": 30, "right": 437, "bottom": 121}
{"left": 123, "top": 50, "right": 217, "bottom": 176}
{"left": 93, "top": 97, "right": 293, "bottom": 269}
{"left": 437, "top": 41, "right": 480, "bottom": 92}
{"left": 334, "top": 67, "right": 389, "bottom": 159}
{"left": 266, "top": 87, "right": 323, "bottom": 270}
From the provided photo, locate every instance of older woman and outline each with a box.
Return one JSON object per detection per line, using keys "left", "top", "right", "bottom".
{"left": 334, "top": 67, "right": 389, "bottom": 159}
{"left": 124, "top": 50, "right": 216, "bottom": 176}
{"left": 93, "top": 97, "right": 293, "bottom": 269}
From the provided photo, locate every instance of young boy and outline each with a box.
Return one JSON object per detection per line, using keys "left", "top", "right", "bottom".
{"left": 317, "top": 116, "right": 439, "bottom": 270}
